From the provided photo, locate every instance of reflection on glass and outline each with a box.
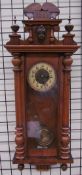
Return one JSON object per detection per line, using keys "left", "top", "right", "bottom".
{"left": 27, "top": 121, "right": 41, "bottom": 139}
{"left": 27, "top": 121, "right": 54, "bottom": 149}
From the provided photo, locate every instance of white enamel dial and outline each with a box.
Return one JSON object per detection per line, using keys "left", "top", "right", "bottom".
{"left": 27, "top": 62, "right": 56, "bottom": 92}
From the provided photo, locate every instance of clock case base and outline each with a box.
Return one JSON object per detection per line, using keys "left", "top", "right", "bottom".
{"left": 13, "top": 154, "right": 73, "bottom": 170}
{"left": 13, "top": 154, "right": 73, "bottom": 165}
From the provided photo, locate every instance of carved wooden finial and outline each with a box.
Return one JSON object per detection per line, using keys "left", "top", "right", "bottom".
{"left": 63, "top": 19, "right": 77, "bottom": 45}
{"left": 65, "top": 20, "right": 74, "bottom": 34}
{"left": 14, "top": 16, "right": 16, "bottom": 24}
{"left": 24, "top": 2, "right": 60, "bottom": 20}
{"left": 68, "top": 18, "right": 71, "bottom": 24}
{"left": 11, "top": 16, "right": 19, "bottom": 33}
{"left": 18, "top": 164, "right": 24, "bottom": 171}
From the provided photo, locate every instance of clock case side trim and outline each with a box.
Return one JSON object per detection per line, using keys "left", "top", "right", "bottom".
{"left": 12, "top": 54, "right": 27, "bottom": 162}
{"left": 60, "top": 54, "right": 73, "bottom": 161}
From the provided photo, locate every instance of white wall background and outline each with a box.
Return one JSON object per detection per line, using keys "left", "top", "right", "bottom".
{"left": 0, "top": 0, "right": 82, "bottom": 175}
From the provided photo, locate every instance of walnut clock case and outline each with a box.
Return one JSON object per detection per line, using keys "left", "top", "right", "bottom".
{"left": 5, "top": 2, "right": 79, "bottom": 171}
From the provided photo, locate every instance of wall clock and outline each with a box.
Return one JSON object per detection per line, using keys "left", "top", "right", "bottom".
{"left": 5, "top": 2, "right": 79, "bottom": 171}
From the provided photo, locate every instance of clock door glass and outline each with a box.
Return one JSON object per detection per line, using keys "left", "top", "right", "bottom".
{"left": 26, "top": 62, "right": 58, "bottom": 155}
{"left": 27, "top": 115, "right": 54, "bottom": 149}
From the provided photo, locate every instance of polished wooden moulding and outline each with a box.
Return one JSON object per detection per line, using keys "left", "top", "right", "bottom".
{"left": 5, "top": 2, "right": 79, "bottom": 171}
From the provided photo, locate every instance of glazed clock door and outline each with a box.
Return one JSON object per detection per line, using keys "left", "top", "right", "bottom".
{"left": 25, "top": 53, "right": 62, "bottom": 158}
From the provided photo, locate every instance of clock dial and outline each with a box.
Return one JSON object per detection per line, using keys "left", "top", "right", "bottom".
{"left": 27, "top": 62, "right": 56, "bottom": 92}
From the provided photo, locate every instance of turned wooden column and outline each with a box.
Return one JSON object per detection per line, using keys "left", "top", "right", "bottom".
{"left": 60, "top": 53, "right": 73, "bottom": 160}
{"left": 12, "top": 54, "right": 25, "bottom": 161}
{"left": 50, "top": 27, "right": 55, "bottom": 43}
